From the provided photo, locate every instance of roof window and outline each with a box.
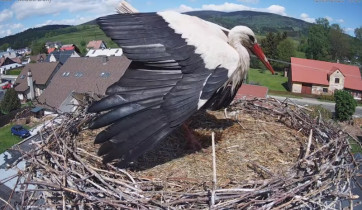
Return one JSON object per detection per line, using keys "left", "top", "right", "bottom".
{"left": 100, "top": 72, "right": 110, "bottom": 78}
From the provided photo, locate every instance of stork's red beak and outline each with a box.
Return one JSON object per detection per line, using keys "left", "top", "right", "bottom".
{"left": 251, "top": 43, "right": 275, "bottom": 74}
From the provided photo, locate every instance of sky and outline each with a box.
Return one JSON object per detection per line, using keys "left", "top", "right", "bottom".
{"left": 0, "top": 0, "right": 361, "bottom": 40}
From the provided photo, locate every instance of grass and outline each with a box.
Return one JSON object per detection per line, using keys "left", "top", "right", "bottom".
{"left": 349, "top": 138, "right": 362, "bottom": 154}
{"left": 6, "top": 68, "right": 23, "bottom": 75}
{"left": 248, "top": 68, "right": 288, "bottom": 91}
{"left": 0, "top": 124, "right": 30, "bottom": 153}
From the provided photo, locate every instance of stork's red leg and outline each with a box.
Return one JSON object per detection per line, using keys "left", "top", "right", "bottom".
{"left": 182, "top": 122, "right": 202, "bottom": 150}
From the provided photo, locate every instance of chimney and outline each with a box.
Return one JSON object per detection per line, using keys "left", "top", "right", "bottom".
{"left": 27, "top": 69, "right": 35, "bottom": 100}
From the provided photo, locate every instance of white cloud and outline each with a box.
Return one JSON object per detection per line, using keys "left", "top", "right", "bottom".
{"left": 300, "top": 13, "right": 315, "bottom": 23}
{"left": 174, "top": 4, "right": 195, "bottom": 13}
{"left": 237, "top": 0, "right": 259, "bottom": 4}
{"left": 11, "top": 0, "right": 119, "bottom": 20}
{"left": 0, "top": 9, "right": 13, "bottom": 23}
{"left": 266, "top": 5, "right": 286, "bottom": 16}
{"left": 201, "top": 3, "right": 250, "bottom": 12}
{"left": 344, "top": 27, "right": 354, "bottom": 33}
{"left": 337, "top": 19, "right": 344, "bottom": 23}
{"left": 172, "top": 2, "right": 287, "bottom": 16}
{"left": 0, "top": 29, "right": 12, "bottom": 37}
{"left": 325, "top": 16, "right": 333, "bottom": 22}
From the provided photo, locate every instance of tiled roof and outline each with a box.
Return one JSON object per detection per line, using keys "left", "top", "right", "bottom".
{"left": 45, "top": 50, "right": 77, "bottom": 64}
{"left": 14, "top": 62, "right": 60, "bottom": 92}
{"left": 38, "top": 56, "right": 131, "bottom": 110}
{"left": 291, "top": 57, "right": 362, "bottom": 91}
{"left": 234, "top": 84, "right": 268, "bottom": 100}
{"left": 29, "top": 54, "right": 47, "bottom": 62}
{"left": 87, "top": 40, "right": 105, "bottom": 49}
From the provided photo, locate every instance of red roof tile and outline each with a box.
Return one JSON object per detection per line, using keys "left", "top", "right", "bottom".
{"left": 234, "top": 84, "right": 268, "bottom": 100}
{"left": 291, "top": 57, "right": 362, "bottom": 91}
{"left": 87, "top": 40, "right": 105, "bottom": 49}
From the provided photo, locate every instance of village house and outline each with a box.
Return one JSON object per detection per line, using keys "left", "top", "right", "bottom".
{"left": 86, "top": 48, "right": 123, "bottom": 57}
{"left": 45, "top": 41, "right": 62, "bottom": 49}
{"left": 60, "top": 44, "right": 80, "bottom": 53}
{"left": 0, "top": 57, "right": 23, "bottom": 74}
{"left": 45, "top": 50, "right": 80, "bottom": 64}
{"left": 86, "top": 40, "right": 107, "bottom": 50}
{"left": 38, "top": 56, "right": 131, "bottom": 112}
{"left": 27, "top": 54, "right": 47, "bottom": 63}
{"left": 288, "top": 57, "right": 362, "bottom": 100}
{"left": 234, "top": 84, "right": 269, "bottom": 100}
{"left": 14, "top": 62, "right": 62, "bottom": 101}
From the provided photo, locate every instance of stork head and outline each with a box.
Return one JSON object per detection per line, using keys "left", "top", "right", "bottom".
{"left": 229, "top": 26, "right": 275, "bottom": 74}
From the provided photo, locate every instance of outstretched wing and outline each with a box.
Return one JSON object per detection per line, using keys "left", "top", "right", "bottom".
{"left": 88, "top": 12, "right": 236, "bottom": 166}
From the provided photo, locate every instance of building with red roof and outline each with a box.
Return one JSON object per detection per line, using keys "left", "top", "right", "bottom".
{"left": 60, "top": 44, "right": 80, "bottom": 53}
{"left": 234, "top": 84, "right": 269, "bottom": 100}
{"left": 288, "top": 57, "right": 362, "bottom": 100}
{"left": 86, "top": 40, "right": 107, "bottom": 50}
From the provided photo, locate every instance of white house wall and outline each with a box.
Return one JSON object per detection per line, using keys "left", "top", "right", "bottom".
{"left": 329, "top": 70, "right": 344, "bottom": 92}
{"left": 291, "top": 83, "right": 302, "bottom": 93}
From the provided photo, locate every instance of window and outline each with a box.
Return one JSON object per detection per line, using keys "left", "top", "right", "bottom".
{"left": 100, "top": 72, "right": 110, "bottom": 78}
{"left": 323, "top": 88, "right": 328, "bottom": 93}
{"left": 74, "top": 72, "right": 84, "bottom": 78}
{"left": 20, "top": 74, "right": 25, "bottom": 79}
{"left": 62, "top": 72, "right": 70, "bottom": 77}
{"left": 335, "top": 78, "right": 340, "bottom": 84}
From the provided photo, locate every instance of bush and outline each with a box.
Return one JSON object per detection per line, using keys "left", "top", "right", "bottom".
{"left": 334, "top": 90, "right": 357, "bottom": 121}
{"left": 318, "top": 94, "right": 335, "bottom": 101}
{"left": 0, "top": 88, "right": 21, "bottom": 114}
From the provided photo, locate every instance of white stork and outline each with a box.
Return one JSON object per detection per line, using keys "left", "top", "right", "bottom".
{"left": 87, "top": 11, "right": 275, "bottom": 166}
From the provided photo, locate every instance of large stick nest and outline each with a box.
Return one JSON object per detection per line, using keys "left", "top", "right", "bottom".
{"left": 5, "top": 98, "right": 360, "bottom": 209}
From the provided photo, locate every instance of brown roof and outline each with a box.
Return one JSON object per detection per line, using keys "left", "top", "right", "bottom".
{"left": 291, "top": 57, "right": 362, "bottom": 91}
{"left": 234, "top": 84, "right": 269, "bottom": 100}
{"left": 38, "top": 56, "right": 131, "bottom": 110}
{"left": 29, "top": 54, "right": 47, "bottom": 62}
{"left": 14, "top": 62, "right": 60, "bottom": 92}
{"left": 87, "top": 40, "right": 105, "bottom": 49}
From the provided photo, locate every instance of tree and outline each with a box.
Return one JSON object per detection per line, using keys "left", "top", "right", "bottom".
{"left": 329, "top": 24, "right": 349, "bottom": 61}
{"left": 0, "top": 88, "right": 21, "bottom": 114}
{"left": 306, "top": 22, "right": 330, "bottom": 61}
{"left": 260, "top": 32, "right": 288, "bottom": 71}
{"left": 0, "top": 43, "right": 9, "bottom": 51}
{"left": 276, "top": 38, "right": 296, "bottom": 69}
{"left": 334, "top": 90, "right": 357, "bottom": 121}
{"left": 355, "top": 27, "right": 362, "bottom": 40}
{"left": 30, "top": 41, "right": 47, "bottom": 55}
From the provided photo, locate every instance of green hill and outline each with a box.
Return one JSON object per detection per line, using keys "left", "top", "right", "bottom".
{"left": 0, "top": 25, "right": 71, "bottom": 49}
{"left": 186, "top": 10, "right": 312, "bottom": 38}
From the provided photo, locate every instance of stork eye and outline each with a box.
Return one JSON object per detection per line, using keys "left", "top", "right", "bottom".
{"left": 248, "top": 35, "right": 255, "bottom": 43}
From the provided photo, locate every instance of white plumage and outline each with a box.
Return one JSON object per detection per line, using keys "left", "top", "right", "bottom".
{"left": 88, "top": 9, "right": 275, "bottom": 166}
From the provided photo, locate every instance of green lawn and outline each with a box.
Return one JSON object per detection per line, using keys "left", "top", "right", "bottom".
{"left": 0, "top": 124, "right": 30, "bottom": 153}
{"left": 38, "top": 25, "right": 119, "bottom": 54}
{"left": 248, "top": 68, "right": 288, "bottom": 91}
{"left": 6, "top": 68, "right": 23, "bottom": 75}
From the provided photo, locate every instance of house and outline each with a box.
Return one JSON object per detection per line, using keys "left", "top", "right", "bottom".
{"left": 234, "top": 84, "right": 269, "bottom": 100}
{"left": 46, "top": 50, "right": 80, "bottom": 64}
{"left": 0, "top": 51, "right": 17, "bottom": 59}
{"left": 47, "top": 47, "right": 56, "bottom": 54}
{"left": 14, "top": 62, "right": 61, "bottom": 101}
{"left": 60, "top": 44, "right": 80, "bottom": 53}
{"left": 45, "top": 41, "right": 62, "bottom": 49}
{"left": 288, "top": 57, "right": 362, "bottom": 100}
{"left": 86, "top": 48, "right": 123, "bottom": 57}
{"left": 0, "top": 57, "right": 23, "bottom": 74}
{"left": 38, "top": 56, "right": 131, "bottom": 112}
{"left": 27, "top": 54, "right": 47, "bottom": 63}
{"left": 87, "top": 40, "right": 107, "bottom": 50}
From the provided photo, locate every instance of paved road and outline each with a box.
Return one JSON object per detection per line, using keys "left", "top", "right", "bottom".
{"left": 270, "top": 95, "right": 362, "bottom": 118}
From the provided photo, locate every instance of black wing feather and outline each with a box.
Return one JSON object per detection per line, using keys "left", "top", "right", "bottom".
{"left": 89, "top": 13, "right": 230, "bottom": 165}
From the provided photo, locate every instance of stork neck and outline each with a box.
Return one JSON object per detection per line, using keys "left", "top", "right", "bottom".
{"left": 228, "top": 35, "right": 250, "bottom": 92}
